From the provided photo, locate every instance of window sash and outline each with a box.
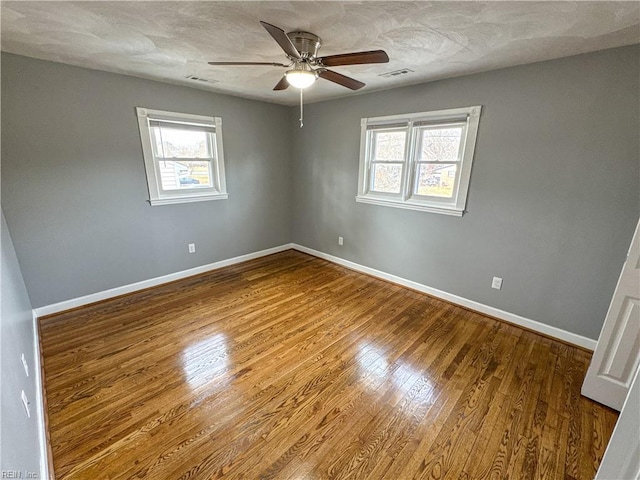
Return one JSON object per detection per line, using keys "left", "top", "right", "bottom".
{"left": 409, "top": 122, "right": 467, "bottom": 201}
{"left": 369, "top": 127, "right": 408, "bottom": 163}
{"left": 149, "top": 124, "right": 217, "bottom": 161}
{"left": 366, "top": 126, "right": 409, "bottom": 197}
{"left": 414, "top": 122, "right": 467, "bottom": 164}
{"left": 154, "top": 159, "right": 217, "bottom": 193}
{"left": 410, "top": 162, "right": 461, "bottom": 202}
{"left": 369, "top": 160, "right": 405, "bottom": 196}
{"left": 150, "top": 128, "right": 219, "bottom": 193}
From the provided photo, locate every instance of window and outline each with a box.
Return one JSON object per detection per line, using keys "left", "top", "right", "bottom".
{"left": 357, "top": 106, "right": 482, "bottom": 216}
{"left": 136, "top": 107, "right": 227, "bottom": 205}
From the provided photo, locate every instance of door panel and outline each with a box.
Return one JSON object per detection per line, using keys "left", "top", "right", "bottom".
{"left": 582, "top": 219, "right": 640, "bottom": 410}
{"left": 595, "top": 367, "right": 640, "bottom": 479}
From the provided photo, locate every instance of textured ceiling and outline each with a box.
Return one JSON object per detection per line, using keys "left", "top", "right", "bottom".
{"left": 2, "top": 1, "right": 639, "bottom": 105}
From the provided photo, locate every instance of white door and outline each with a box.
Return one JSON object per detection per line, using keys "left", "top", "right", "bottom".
{"left": 595, "top": 366, "right": 640, "bottom": 479}
{"left": 582, "top": 218, "right": 640, "bottom": 411}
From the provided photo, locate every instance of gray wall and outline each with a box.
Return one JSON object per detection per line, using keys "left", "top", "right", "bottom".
{"left": 2, "top": 53, "right": 292, "bottom": 308}
{"left": 291, "top": 45, "right": 640, "bottom": 340}
{"left": 2, "top": 46, "right": 639, "bottom": 340}
{"left": 1, "top": 211, "right": 42, "bottom": 474}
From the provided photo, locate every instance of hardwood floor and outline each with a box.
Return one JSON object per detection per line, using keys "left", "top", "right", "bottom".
{"left": 40, "top": 250, "right": 618, "bottom": 479}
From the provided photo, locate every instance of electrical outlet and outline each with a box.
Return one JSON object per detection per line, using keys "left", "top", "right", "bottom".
{"left": 491, "top": 277, "right": 503, "bottom": 290}
{"left": 338, "top": 236, "right": 344, "bottom": 246}
{"left": 21, "top": 353, "right": 29, "bottom": 377}
{"left": 21, "top": 390, "right": 31, "bottom": 418}
{"left": 188, "top": 243, "right": 196, "bottom": 254}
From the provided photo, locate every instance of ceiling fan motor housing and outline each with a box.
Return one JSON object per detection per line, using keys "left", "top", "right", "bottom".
{"left": 287, "top": 31, "right": 322, "bottom": 60}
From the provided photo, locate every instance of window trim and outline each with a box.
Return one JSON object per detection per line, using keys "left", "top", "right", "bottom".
{"left": 136, "top": 107, "right": 228, "bottom": 206}
{"left": 356, "top": 106, "right": 482, "bottom": 216}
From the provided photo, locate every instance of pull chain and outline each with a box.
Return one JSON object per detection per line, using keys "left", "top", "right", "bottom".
{"left": 299, "top": 88, "right": 304, "bottom": 128}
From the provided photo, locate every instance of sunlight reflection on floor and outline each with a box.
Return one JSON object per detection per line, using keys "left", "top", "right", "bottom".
{"left": 181, "top": 333, "right": 229, "bottom": 390}
{"left": 356, "top": 342, "right": 435, "bottom": 404}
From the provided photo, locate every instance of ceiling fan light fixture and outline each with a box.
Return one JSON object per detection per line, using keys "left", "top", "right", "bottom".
{"left": 285, "top": 68, "right": 317, "bottom": 89}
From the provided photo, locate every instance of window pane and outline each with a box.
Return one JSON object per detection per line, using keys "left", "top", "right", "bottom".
{"left": 373, "top": 131, "right": 406, "bottom": 161}
{"left": 159, "top": 160, "right": 213, "bottom": 191}
{"left": 152, "top": 126, "right": 212, "bottom": 158}
{"left": 372, "top": 163, "right": 402, "bottom": 193}
{"left": 415, "top": 163, "right": 457, "bottom": 198}
{"left": 420, "top": 127, "right": 462, "bottom": 162}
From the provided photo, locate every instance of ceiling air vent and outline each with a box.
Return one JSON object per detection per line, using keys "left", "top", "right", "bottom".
{"left": 185, "top": 75, "right": 218, "bottom": 84}
{"left": 378, "top": 68, "right": 414, "bottom": 79}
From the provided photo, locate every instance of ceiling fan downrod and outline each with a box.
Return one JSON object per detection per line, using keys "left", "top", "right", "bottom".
{"left": 299, "top": 88, "right": 304, "bottom": 128}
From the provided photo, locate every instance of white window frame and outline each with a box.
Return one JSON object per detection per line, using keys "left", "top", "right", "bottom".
{"left": 136, "top": 107, "right": 228, "bottom": 206}
{"left": 356, "top": 106, "right": 482, "bottom": 216}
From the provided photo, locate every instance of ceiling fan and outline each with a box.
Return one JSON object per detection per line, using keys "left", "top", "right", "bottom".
{"left": 208, "top": 21, "right": 390, "bottom": 92}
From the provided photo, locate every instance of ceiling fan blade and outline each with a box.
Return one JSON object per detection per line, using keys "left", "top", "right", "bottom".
{"left": 319, "top": 50, "right": 389, "bottom": 67}
{"left": 318, "top": 69, "right": 365, "bottom": 90}
{"left": 259, "top": 21, "right": 301, "bottom": 59}
{"left": 208, "top": 61, "right": 288, "bottom": 67}
{"left": 273, "top": 76, "right": 289, "bottom": 91}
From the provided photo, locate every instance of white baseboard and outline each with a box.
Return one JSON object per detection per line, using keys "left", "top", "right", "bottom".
{"left": 291, "top": 244, "right": 597, "bottom": 351}
{"left": 35, "top": 244, "right": 294, "bottom": 317}
{"left": 32, "top": 310, "right": 52, "bottom": 479}
{"left": 34, "top": 241, "right": 597, "bottom": 351}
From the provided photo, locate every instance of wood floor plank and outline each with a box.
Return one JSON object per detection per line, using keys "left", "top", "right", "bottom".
{"left": 39, "top": 250, "right": 619, "bottom": 479}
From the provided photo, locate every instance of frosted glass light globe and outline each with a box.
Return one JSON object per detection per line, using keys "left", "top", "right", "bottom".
{"left": 285, "top": 70, "right": 317, "bottom": 89}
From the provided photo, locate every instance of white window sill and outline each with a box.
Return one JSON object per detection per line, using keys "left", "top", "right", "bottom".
{"left": 355, "top": 195, "right": 464, "bottom": 216}
{"left": 149, "top": 193, "right": 228, "bottom": 206}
